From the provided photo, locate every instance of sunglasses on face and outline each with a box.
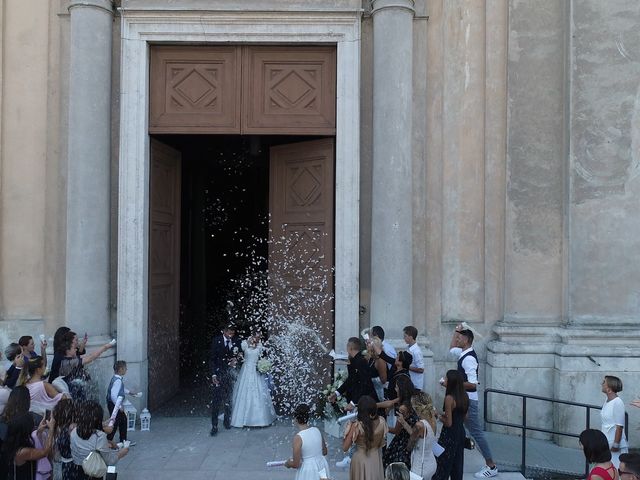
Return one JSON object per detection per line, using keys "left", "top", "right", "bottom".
{"left": 619, "top": 469, "right": 638, "bottom": 478}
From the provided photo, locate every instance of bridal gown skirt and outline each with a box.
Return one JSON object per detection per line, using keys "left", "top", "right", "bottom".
{"left": 230, "top": 365, "right": 276, "bottom": 427}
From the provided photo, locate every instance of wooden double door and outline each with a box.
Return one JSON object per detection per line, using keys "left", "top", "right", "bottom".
{"left": 147, "top": 44, "right": 337, "bottom": 409}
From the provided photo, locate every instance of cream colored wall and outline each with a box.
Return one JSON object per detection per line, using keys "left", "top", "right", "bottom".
{"left": 0, "top": 0, "right": 67, "bottom": 342}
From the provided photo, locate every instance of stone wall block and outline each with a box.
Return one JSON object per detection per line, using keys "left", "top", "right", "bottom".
{"left": 569, "top": 0, "right": 640, "bottom": 322}
{"left": 504, "top": 0, "right": 565, "bottom": 321}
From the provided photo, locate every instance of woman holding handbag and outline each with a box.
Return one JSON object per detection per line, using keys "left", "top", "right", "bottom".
{"left": 407, "top": 392, "right": 437, "bottom": 480}
{"left": 69, "top": 401, "right": 128, "bottom": 480}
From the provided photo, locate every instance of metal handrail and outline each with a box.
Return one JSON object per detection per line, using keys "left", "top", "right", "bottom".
{"left": 484, "top": 388, "right": 630, "bottom": 478}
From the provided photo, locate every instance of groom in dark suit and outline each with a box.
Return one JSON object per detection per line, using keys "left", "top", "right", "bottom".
{"left": 210, "top": 325, "right": 242, "bottom": 436}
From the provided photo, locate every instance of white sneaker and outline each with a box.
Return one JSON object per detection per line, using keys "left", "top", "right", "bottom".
{"left": 335, "top": 456, "right": 351, "bottom": 468}
{"left": 475, "top": 466, "right": 499, "bottom": 478}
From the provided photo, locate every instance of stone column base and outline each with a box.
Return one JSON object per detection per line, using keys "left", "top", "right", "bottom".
{"left": 486, "top": 322, "right": 640, "bottom": 446}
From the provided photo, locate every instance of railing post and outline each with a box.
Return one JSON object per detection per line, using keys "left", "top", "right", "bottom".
{"left": 484, "top": 389, "right": 488, "bottom": 426}
{"left": 585, "top": 408, "right": 591, "bottom": 478}
{"left": 625, "top": 412, "right": 629, "bottom": 446}
{"left": 522, "top": 396, "right": 527, "bottom": 477}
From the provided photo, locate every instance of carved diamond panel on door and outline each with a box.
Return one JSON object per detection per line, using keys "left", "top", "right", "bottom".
{"left": 243, "top": 46, "right": 336, "bottom": 134}
{"left": 148, "top": 139, "right": 181, "bottom": 409}
{"left": 286, "top": 160, "right": 324, "bottom": 213}
{"left": 150, "top": 46, "right": 241, "bottom": 133}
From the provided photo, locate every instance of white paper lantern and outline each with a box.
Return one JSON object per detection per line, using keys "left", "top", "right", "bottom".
{"left": 140, "top": 408, "right": 151, "bottom": 431}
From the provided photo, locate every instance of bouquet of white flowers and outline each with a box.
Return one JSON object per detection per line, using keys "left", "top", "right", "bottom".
{"left": 257, "top": 358, "right": 272, "bottom": 374}
{"left": 317, "top": 370, "right": 348, "bottom": 419}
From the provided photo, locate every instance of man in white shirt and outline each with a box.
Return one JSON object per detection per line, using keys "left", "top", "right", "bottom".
{"left": 449, "top": 324, "right": 498, "bottom": 478}
{"left": 402, "top": 326, "right": 424, "bottom": 390}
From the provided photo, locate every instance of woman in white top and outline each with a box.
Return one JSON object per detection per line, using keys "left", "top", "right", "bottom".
{"left": 284, "top": 404, "right": 331, "bottom": 480}
{"left": 600, "top": 375, "right": 628, "bottom": 468}
{"left": 405, "top": 391, "right": 437, "bottom": 480}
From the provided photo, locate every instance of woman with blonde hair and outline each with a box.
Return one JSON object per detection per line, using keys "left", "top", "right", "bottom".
{"left": 18, "top": 356, "right": 66, "bottom": 417}
{"left": 408, "top": 391, "right": 437, "bottom": 480}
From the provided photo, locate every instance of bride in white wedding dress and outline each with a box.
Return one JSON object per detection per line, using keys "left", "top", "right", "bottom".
{"left": 230, "top": 332, "right": 276, "bottom": 427}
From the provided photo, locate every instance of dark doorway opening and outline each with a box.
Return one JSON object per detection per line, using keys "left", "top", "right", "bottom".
{"left": 150, "top": 134, "right": 319, "bottom": 414}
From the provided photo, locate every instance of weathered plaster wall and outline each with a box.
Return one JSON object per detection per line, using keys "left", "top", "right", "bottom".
{"left": 422, "top": 0, "right": 507, "bottom": 365}
{"left": 0, "top": 2, "right": 50, "bottom": 337}
{"left": 44, "top": 1, "right": 71, "bottom": 332}
{"left": 0, "top": 0, "right": 74, "bottom": 341}
{"left": 488, "top": 0, "right": 640, "bottom": 442}
{"left": 569, "top": 0, "right": 640, "bottom": 324}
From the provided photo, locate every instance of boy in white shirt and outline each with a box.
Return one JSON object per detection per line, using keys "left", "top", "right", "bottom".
{"left": 106, "top": 360, "right": 138, "bottom": 444}
{"left": 402, "top": 326, "right": 424, "bottom": 390}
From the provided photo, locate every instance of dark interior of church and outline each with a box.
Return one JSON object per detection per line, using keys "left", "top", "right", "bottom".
{"left": 153, "top": 134, "right": 316, "bottom": 403}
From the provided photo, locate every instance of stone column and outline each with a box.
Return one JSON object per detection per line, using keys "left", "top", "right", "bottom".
{"left": 66, "top": 0, "right": 113, "bottom": 343}
{"left": 370, "top": 0, "right": 414, "bottom": 337}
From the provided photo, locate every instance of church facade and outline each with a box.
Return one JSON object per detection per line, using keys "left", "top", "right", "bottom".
{"left": 1, "top": 0, "right": 639, "bottom": 434}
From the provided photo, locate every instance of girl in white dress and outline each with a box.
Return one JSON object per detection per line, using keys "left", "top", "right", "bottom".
{"left": 230, "top": 333, "right": 276, "bottom": 427}
{"left": 285, "top": 404, "right": 331, "bottom": 480}
{"left": 600, "top": 375, "right": 628, "bottom": 468}
{"left": 408, "top": 391, "right": 438, "bottom": 480}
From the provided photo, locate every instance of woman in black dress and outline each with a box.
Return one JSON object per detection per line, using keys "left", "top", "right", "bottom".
{"left": 433, "top": 370, "right": 469, "bottom": 480}
{"left": 383, "top": 375, "right": 419, "bottom": 469}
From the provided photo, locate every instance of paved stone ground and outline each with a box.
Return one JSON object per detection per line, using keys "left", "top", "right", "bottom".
{"left": 114, "top": 416, "right": 529, "bottom": 480}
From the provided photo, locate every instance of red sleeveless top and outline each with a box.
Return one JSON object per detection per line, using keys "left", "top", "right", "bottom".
{"left": 588, "top": 465, "right": 617, "bottom": 480}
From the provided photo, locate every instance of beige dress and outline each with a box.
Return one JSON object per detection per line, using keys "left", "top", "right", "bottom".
{"left": 348, "top": 417, "right": 388, "bottom": 480}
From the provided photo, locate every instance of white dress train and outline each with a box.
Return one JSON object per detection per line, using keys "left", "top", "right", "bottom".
{"left": 230, "top": 340, "right": 276, "bottom": 427}
{"left": 294, "top": 427, "right": 331, "bottom": 480}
